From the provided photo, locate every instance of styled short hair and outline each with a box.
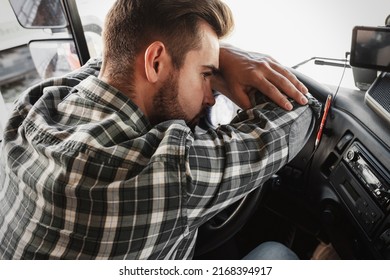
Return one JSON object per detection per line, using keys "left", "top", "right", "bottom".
{"left": 102, "top": 0, "right": 234, "bottom": 83}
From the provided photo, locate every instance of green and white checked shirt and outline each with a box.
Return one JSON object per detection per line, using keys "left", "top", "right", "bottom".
{"left": 0, "top": 58, "right": 321, "bottom": 259}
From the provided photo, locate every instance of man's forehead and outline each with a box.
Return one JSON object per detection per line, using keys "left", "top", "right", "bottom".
{"left": 198, "top": 22, "right": 220, "bottom": 64}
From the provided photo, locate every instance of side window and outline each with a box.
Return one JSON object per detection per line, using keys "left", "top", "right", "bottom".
{"left": 0, "top": 0, "right": 113, "bottom": 119}
{"left": 75, "top": 0, "right": 116, "bottom": 58}
{"left": 0, "top": 1, "right": 46, "bottom": 117}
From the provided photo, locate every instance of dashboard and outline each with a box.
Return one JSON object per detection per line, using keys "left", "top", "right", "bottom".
{"left": 284, "top": 67, "right": 390, "bottom": 259}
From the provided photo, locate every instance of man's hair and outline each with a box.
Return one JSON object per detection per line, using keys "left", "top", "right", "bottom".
{"left": 102, "top": 0, "right": 234, "bottom": 83}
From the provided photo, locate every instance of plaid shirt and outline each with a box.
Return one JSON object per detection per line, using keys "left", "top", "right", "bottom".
{"left": 0, "top": 58, "right": 321, "bottom": 259}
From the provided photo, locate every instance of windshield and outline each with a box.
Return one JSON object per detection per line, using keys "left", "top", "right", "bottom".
{"left": 223, "top": 0, "right": 389, "bottom": 65}
{"left": 222, "top": 0, "right": 390, "bottom": 89}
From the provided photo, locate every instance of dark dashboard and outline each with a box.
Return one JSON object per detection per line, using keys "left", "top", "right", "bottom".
{"left": 278, "top": 68, "right": 390, "bottom": 259}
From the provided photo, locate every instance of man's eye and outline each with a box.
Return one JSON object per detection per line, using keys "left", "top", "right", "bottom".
{"left": 202, "top": 72, "right": 213, "bottom": 79}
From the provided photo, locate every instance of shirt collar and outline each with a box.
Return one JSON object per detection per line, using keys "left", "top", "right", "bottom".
{"left": 76, "top": 75, "right": 152, "bottom": 134}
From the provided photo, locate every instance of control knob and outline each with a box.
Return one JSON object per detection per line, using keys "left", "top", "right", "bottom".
{"left": 346, "top": 149, "right": 359, "bottom": 162}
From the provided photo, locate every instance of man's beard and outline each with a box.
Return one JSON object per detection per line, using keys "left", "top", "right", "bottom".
{"left": 152, "top": 73, "right": 205, "bottom": 130}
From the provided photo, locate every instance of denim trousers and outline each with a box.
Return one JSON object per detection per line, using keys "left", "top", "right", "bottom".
{"left": 242, "top": 241, "right": 299, "bottom": 260}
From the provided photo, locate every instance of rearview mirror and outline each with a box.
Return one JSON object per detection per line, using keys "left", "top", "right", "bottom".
{"left": 9, "top": 0, "right": 68, "bottom": 28}
{"left": 29, "top": 40, "right": 80, "bottom": 79}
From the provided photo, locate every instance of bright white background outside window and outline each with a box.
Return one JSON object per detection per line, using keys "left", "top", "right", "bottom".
{"left": 221, "top": 0, "right": 390, "bottom": 88}
{"left": 222, "top": 0, "right": 390, "bottom": 67}
{"left": 79, "top": 0, "right": 390, "bottom": 68}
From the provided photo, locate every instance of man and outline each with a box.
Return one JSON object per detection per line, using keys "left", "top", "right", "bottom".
{"left": 0, "top": 0, "right": 320, "bottom": 259}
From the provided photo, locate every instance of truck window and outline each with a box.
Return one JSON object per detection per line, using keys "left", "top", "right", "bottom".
{"left": 0, "top": 0, "right": 109, "bottom": 116}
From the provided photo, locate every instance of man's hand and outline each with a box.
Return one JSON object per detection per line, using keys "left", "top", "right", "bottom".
{"left": 214, "top": 43, "right": 309, "bottom": 111}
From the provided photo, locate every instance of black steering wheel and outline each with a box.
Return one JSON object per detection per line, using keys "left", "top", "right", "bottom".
{"left": 194, "top": 69, "right": 329, "bottom": 257}
{"left": 194, "top": 175, "right": 280, "bottom": 256}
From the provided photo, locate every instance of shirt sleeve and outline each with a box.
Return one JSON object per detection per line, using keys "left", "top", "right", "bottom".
{"left": 185, "top": 93, "right": 321, "bottom": 227}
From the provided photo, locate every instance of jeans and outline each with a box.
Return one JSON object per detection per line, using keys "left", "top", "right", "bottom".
{"left": 242, "top": 241, "right": 299, "bottom": 260}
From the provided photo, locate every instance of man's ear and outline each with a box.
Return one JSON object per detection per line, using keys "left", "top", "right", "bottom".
{"left": 144, "top": 41, "right": 168, "bottom": 83}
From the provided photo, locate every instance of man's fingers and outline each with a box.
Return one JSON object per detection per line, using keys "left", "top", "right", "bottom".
{"left": 268, "top": 70, "right": 308, "bottom": 106}
{"left": 252, "top": 61, "right": 309, "bottom": 106}
{"left": 252, "top": 77, "right": 294, "bottom": 110}
{"left": 229, "top": 84, "right": 253, "bottom": 110}
{"left": 268, "top": 61, "right": 308, "bottom": 95}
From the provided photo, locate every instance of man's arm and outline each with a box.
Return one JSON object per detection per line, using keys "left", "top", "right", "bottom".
{"left": 214, "top": 43, "right": 309, "bottom": 111}
{"left": 186, "top": 93, "right": 321, "bottom": 226}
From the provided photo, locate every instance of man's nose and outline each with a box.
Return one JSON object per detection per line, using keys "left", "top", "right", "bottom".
{"left": 204, "top": 88, "right": 216, "bottom": 107}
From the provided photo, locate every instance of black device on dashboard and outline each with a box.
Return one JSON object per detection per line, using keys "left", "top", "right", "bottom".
{"left": 329, "top": 142, "right": 390, "bottom": 236}
{"left": 350, "top": 26, "right": 390, "bottom": 123}
{"left": 342, "top": 143, "right": 390, "bottom": 211}
{"left": 350, "top": 26, "right": 390, "bottom": 71}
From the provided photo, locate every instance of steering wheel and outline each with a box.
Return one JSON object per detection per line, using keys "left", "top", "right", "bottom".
{"left": 194, "top": 175, "right": 280, "bottom": 256}
{"left": 194, "top": 69, "right": 329, "bottom": 257}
